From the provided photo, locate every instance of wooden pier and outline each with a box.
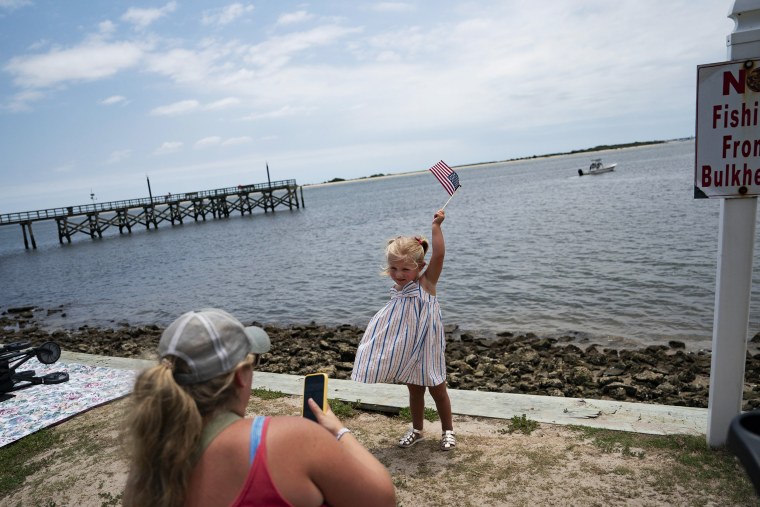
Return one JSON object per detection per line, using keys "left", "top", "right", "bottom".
{"left": 0, "top": 179, "right": 304, "bottom": 249}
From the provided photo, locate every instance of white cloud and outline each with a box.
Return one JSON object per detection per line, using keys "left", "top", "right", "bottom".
{"left": 143, "top": 48, "right": 220, "bottom": 84}
{"left": 150, "top": 99, "right": 200, "bottom": 116}
{"left": 154, "top": 141, "right": 183, "bottom": 155}
{"left": 5, "top": 42, "right": 143, "bottom": 89}
{"left": 28, "top": 39, "right": 49, "bottom": 51}
{"left": 98, "top": 20, "right": 116, "bottom": 36}
{"left": 100, "top": 95, "right": 127, "bottom": 106}
{"left": 0, "top": 0, "right": 31, "bottom": 10}
{"left": 202, "top": 3, "right": 254, "bottom": 26}
{"left": 205, "top": 97, "right": 241, "bottom": 110}
{"left": 369, "top": 3, "right": 415, "bottom": 13}
{"left": 121, "top": 1, "right": 177, "bottom": 30}
{"left": 240, "top": 105, "right": 306, "bottom": 120}
{"left": 276, "top": 10, "right": 313, "bottom": 26}
{"left": 3, "top": 89, "right": 44, "bottom": 111}
{"left": 244, "top": 25, "right": 362, "bottom": 69}
{"left": 194, "top": 136, "right": 252, "bottom": 149}
{"left": 221, "top": 136, "right": 252, "bottom": 146}
{"left": 194, "top": 136, "right": 222, "bottom": 149}
{"left": 149, "top": 98, "right": 241, "bottom": 116}
{"left": 107, "top": 149, "right": 132, "bottom": 164}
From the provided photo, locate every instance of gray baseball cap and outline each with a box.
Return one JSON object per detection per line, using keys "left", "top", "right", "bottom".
{"left": 158, "top": 308, "right": 271, "bottom": 384}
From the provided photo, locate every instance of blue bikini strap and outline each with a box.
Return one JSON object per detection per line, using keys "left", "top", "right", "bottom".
{"left": 248, "top": 416, "right": 266, "bottom": 465}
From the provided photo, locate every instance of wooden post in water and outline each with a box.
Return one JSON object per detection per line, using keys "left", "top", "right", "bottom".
{"left": 20, "top": 221, "right": 36, "bottom": 249}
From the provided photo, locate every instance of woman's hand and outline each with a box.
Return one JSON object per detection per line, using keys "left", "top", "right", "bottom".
{"left": 308, "top": 398, "right": 345, "bottom": 436}
{"left": 432, "top": 209, "right": 445, "bottom": 226}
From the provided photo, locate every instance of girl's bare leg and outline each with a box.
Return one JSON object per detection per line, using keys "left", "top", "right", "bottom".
{"left": 428, "top": 383, "right": 453, "bottom": 431}
{"left": 407, "top": 384, "right": 426, "bottom": 430}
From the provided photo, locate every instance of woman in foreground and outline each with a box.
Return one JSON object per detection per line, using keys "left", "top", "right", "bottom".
{"left": 123, "top": 308, "right": 395, "bottom": 507}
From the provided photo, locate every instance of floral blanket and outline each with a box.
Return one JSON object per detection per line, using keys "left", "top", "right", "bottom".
{"left": 0, "top": 359, "right": 135, "bottom": 447}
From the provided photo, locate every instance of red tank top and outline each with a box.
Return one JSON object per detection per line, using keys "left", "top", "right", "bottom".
{"left": 230, "top": 416, "right": 329, "bottom": 507}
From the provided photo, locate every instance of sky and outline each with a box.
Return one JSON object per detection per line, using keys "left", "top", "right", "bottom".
{"left": 0, "top": 0, "right": 737, "bottom": 213}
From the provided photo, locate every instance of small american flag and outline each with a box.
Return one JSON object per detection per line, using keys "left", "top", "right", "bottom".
{"left": 428, "top": 160, "right": 461, "bottom": 196}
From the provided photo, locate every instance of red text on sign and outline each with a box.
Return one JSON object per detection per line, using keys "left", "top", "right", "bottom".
{"left": 702, "top": 163, "right": 760, "bottom": 187}
{"left": 723, "top": 69, "right": 746, "bottom": 95}
{"left": 722, "top": 134, "right": 760, "bottom": 157}
{"left": 713, "top": 102, "right": 760, "bottom": 129}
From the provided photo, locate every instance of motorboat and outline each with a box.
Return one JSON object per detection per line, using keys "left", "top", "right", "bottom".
{"left": 578, "top": 158, "right": 616, "bottom": 176}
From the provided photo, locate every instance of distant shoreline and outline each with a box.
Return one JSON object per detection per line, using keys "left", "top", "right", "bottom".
{"left": 304, "top": 138, "right": 688, "bottom": 189}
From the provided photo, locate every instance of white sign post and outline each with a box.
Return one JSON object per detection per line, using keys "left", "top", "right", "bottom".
{"left": 698, "top": 0, "right": 760, "bottom": 448}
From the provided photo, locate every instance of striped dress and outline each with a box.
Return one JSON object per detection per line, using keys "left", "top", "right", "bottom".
{"left": 351, "top": 280, "right": 447, "bottom": 386}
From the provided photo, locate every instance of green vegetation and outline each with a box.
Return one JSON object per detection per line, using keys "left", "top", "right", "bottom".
{"left": 328, "top": 398, "right": 357, "bottom": 419}
{"left": 499, "top": 414, "right": 540, "bottom": 435}
{"left": 398, "top": 406, "right": 439, "bottom": 423}
{"left": 98, "top": 491, "right": 123, "bottom": 506}
{"left": 252, "top": 388, "right": 357, "bottom": 418}
{"left": 468, "top": 140, "right": 669, "bottom": 166}
{"left": 568, "top": 140, "right": 667, "bottom": 154}
{"left": 569, "top": 425, "right": 755, "bottom": 503}
{"left": 0, "top": 429, "right": 61, "bottom": 497}
{"left": 251, "top": 387, "right": 289, "bottom": 400}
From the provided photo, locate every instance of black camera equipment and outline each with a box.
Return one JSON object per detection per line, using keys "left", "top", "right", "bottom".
{"left": 728, "top": 411, "right": 760, "bottom": 496}
{"left": 0, "top": 341, "right": 69, "bottom": 398}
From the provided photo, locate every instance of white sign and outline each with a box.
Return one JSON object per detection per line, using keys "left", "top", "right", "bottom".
{"left": 695, "top": 59, "right": 760, "bottom": 198}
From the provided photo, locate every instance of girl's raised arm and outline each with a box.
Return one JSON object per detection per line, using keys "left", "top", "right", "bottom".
{"left": 422, "top": 209, "right": 445, "bottom": 289}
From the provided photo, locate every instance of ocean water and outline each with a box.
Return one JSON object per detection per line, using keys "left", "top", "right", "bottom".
{"left": 1, "top": 140, "right": 758, "bottom": 351}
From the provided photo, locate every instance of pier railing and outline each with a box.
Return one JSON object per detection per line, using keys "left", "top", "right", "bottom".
{"left": 0, "top": 179, "right": 297, "bottom": 225}
{"left": 1, "top": 179, "right": 303, "bottom": 249}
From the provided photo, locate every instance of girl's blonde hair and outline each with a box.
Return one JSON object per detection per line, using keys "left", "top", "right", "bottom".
{"left": 122, "top": 354, "right": 255, "bottom": 507}
{"left": 381, "top": 235, "right": 429, "bottom": 275}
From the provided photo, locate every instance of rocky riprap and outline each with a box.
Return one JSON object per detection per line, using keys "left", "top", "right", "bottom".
{"left": 3, "top": 306, "right": 760, "bottom": 411}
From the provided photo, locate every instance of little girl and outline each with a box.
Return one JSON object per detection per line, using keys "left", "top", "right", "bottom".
{"left": 351, "top": 209, "right": 455, "bottom": 451}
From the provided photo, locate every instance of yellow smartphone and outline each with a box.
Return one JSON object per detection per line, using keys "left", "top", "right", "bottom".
{"left": 302, "top": 373, "right": 328, "bottom": 422}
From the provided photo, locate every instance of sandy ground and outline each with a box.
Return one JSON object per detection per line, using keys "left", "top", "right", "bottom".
{"left": 1, "top": 392, "right": 755, "bottom": 507}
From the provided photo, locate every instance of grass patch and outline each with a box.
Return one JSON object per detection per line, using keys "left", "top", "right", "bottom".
{"left": 415, "top": 461, "right": 435, "bottom": 477}
{"left": 499, "top": 414, "right": 539, "bottom": 435}
{"left": 569, "top": 426, "right": 755, "bottom": 504}
{"left": 98, "top": 490, "right": 123, "bottom": 506}
{"left": 328, "top": 398, "right": 356, "bottom": 419}
{"left": 397, "top": 406, "right": 439, "bottom": 423}
{"left": 251, "top": 387, "right": 288, "bottom": 400}
{"left": 0, "top": 429, "right": 61, "bottom": 497}
{"left": 570, "top": 425, "right": 645, "bottom": 457}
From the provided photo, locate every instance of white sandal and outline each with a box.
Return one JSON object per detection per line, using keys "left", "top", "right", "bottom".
{"left": 398, "top": 428, "right": 423, "bottom": 448}
{"left": 440, "top": 430, "right": 456, "bottom": 451}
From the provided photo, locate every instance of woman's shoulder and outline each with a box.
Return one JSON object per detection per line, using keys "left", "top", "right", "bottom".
{"left": 265, "top": 417, "right": 339, "bottom": 467}
{"left": 266, "top": 415, "right": 328, "bottom": 437}
{"left": 203, "top": 417, "right": 254, "bottom": 455}
{"left": 209, "top": 415, "right": 325, "bottom": 457}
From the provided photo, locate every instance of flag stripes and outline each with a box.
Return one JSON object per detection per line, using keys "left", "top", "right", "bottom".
{"left": 428, "top": 160, "right": 461, "bottom": 195}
